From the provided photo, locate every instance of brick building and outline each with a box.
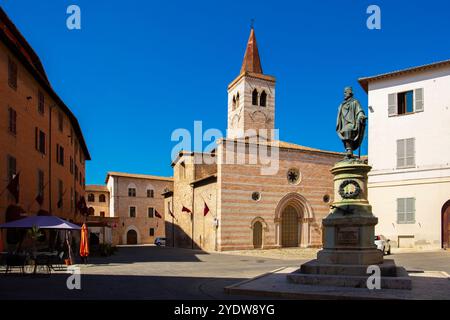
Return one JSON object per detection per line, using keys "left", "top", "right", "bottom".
{"left": 164, "top": 28, "right": 342, "bottom": 251}
{"left": 0, "top": 6, "right": 90, "bottom": 237}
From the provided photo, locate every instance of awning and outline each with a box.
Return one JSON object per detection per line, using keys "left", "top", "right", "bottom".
{"left": 0, "top": 215, "right": 81, "bottom": 230}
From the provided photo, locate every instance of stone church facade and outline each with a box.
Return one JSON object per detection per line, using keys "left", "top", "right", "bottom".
{"left": 164, "top": 28, "right": 342, "bottom": 251}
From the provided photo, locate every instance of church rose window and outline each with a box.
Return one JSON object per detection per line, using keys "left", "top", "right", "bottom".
{"left": 251, "top": 192, "right": 261, "bottom": 201}
{"left": 287, "top": 168, "right": 301, "bottom": 185}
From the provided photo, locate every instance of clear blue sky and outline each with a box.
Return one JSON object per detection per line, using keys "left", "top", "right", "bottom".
{"left": 2, "top": 0, "right": 449, "bottom": 184}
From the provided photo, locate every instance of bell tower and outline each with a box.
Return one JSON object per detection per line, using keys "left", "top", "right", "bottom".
{"left": 227, "top": 27, "right": 276, "bottom": 139}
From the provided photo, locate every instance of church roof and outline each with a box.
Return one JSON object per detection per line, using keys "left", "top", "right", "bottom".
{"left": 240, "top": 27, "right": 263, "bottom": 74}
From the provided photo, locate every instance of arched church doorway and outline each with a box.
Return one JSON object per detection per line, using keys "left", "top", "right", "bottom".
{"left": 126, "top": 230, "right": 138, "bottom": 245}
{"left": 253, "top": 221, "right": 263, "bottom": 248}
{"left": 281, "top": 205, "right": 300, "bottom": 247}
{"left": 442, "top": 200, "right": 450, "bottom": 249}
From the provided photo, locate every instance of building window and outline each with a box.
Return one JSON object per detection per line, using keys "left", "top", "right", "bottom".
{"left": 87, "top": 193, "right": 95, "bottom": 202}
{"left": 8, "top": 107, "right": 17, "bottom": 135}
{"left": 38, "top": 90, "right": 45, "bottom": 114}
{"left": 74, "top": 165, "right": 78, "bottom": 181}
{"left": 397, "top": 198, "right": 415, "bottom": 224}
{"left": 149, "top": 228, "right": 155, "bottom": 237}
{"left": 58, "top": 180, "right": 63, "bottom": 209}
{"left": 7, "top": 155, "right": 17, "bottom": 181}
{"left": 99, "top": 194, "right": 106, "bottom": 202}
{"left": 397, "top": 138, "right": 415, "bottom": 168}
{"left": 75, "top": 139, "right": 79, "bottom": 157}
{"left": 8, "top": 57, "right": 17, "bottom": 90}
{"left": 100, "top": 211, "right": 105, "bottom": 217}
{"left": 232, "top": 95, "right": 236, "bottom": 110}
{"left": 37, "top": 170, "right": 44, "bottom": 202}
{"left": 58, "top": 112, "right": 64, "bottom": 132}
{"left": 251, "top": 191, "right": 261, "bottom": 201}
{"left": 70, "top": 157, "right": 74, "bottom": 174}
{"left": 252, "top": 88, "right": 258, "bottom": 105}
{"left": 35, "top": 128, "right": 46, "bottom": 154}
{"left": 147, "top": 189, "right": 154, "bottom": 198}
{"left": 388, "top": 88, "right": 424, "bottom": 116}
{"left": 179, "top": 162, "right": 186, "bottom": 180}
{"left": 260, "top": 90, "right": 267, "bottom": 107}
{"left": 148, "top": 207, "right": 154, "bottom": 218}
{"left": 128, "top": 188, "right": 136, "bottom": 197}
{"left": 56, "top": 144, "right": 64, "bottom": 166}
{"left": 398, "top": 90, "right": 414, "bottom": 114}
{"left": 129, "top": 206, "right": 136, "bottom": 218}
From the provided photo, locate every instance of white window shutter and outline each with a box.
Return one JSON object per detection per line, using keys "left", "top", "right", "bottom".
{"left": 388, "top": 93, "right": 398, "bottom": 116}
{"left": 406, "top": 198, "right": 415, "bottom": 222}
{"left": 406, "top": 138, "right": 415, "bottom": 167}
{"left": 414, "top": 88, "right": 424, "bottom": 112}
{"left": 397, "top": 198, "right": 405, "bottom": 223}
{"left": 397, "top": 139, "right": 405, "bottom": 168}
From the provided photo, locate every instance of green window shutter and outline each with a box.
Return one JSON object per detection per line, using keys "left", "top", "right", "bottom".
{"left": 414, "top": 88, "right": 424, "bottom": 112}
{"left": 388, "top": 93, "right": 398, "bottom": 116}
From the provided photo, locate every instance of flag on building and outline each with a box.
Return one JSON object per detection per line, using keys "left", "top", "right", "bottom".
{"left": 35, "top": 193, "right": 44, "bottom": 206}
{"left": 203, "top": 201, "right": 210, "bottom": 216}
{"left": 155, "top": 209, "right": 162, "bottom": 218}
{"left": 6, "top": 172, "right": 20, "bottom": 204}
{"left": 182, "top": 206, "right": 191, "bottom": 213}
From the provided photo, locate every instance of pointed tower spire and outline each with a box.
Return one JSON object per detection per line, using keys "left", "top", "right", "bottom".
{"left": 240, "top": 27, "right": 263, "bottom": 74}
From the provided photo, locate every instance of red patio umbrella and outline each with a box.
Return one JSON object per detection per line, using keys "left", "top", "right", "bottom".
{"left": 80, "top": 223, "right": 89, "bottom": 260}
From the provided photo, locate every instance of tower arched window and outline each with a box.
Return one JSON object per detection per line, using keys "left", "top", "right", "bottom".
{"left": 232, "top": 95, "right": 236, "bottom": 110}
{"left": 252, "top": 89, "right": 258, "bottom": 105}
{"left": 236, "top": 92, "right": 240, "bottom": 107}
{"left": 260, "top": 91, "right": 267, "bottom": 107}
{"left": 87, "top": 193, "right": 95, "bottom": 202}
{"left": 99, "top": 194, "right": 106, "bottom": 202}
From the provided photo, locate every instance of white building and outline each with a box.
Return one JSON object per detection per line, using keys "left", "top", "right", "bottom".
{"left": 359, "top": 59, "right": 450, "bottom": 249}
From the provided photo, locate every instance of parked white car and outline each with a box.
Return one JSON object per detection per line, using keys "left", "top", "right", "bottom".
{"left": 375, "top": 235, "right": 391, "bottom": 255}
{"left": 154, "top": 237, "right": 167, "bottom": 246}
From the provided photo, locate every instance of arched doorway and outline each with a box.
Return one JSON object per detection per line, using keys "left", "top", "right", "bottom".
{"left": 442, "top": 200, "right": 450, "bottom": 249}
{"left": 253, "top": 221, "right": 263, "bottom": 248}
{"left": 281, "top": 205, "right": 300, "bottom": 247}
{"left": 127, "top": 230, "right": 137, "bottom": 245}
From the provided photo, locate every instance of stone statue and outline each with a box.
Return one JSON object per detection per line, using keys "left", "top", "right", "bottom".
{"left": 336, "top": 87, "right": 367, "bottom": 158}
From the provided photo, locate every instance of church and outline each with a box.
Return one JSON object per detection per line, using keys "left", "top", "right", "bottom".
{"left": 163, "top": 28, "right": 343, "bottom": 251}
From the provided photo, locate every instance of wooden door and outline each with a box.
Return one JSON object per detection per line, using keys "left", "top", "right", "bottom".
{"left": 281, "top": 205, "right": 299, "bottom": 247}
{"left": 253, "top": 221, "right": 262, "bottom": 249}
{"left": 127, "top": 230, "right": 137, "bottom": 245}
{"left": 443, "top": 201, "right": 450, "bottom": 249}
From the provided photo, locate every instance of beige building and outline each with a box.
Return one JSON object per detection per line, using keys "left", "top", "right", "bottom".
{"left": 86, "top": 185, "right": 110, "bottom": 217}
{"left": 88, "top": 172, "right": 173, "bottom": 245}
{"left": 164, "top": 28, "right": 342, "bottom": 251}
{"left": 0, "top": 7, "right": 90, "bottom": 234}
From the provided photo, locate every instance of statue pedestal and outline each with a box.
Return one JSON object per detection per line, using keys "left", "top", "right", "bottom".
{"left": 287, "top": 160, "right": 411, "bottom": 290}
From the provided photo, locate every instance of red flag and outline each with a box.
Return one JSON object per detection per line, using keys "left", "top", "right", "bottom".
{"left": 182, "top": 206, "right": 191, "bottom": 213}
{"left": 35, "top": 193, "right": 44, "bottom": 205}
{"left": 155, "top": 209, "right": 162, "bottom": 218}
{"left": 203, "top": 201, "right": 210, "bottom": 216}
{"left": 7, "top": 172, "right": 20, "bottom": 203}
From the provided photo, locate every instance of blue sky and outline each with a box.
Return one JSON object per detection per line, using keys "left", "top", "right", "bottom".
{"left": 1, "top": 0, "right": 450, "bottom": 184}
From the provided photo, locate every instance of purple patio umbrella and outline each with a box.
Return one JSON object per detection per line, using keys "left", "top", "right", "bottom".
{"left": 0, "top": 215, "right": 81, "bottom": 230}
